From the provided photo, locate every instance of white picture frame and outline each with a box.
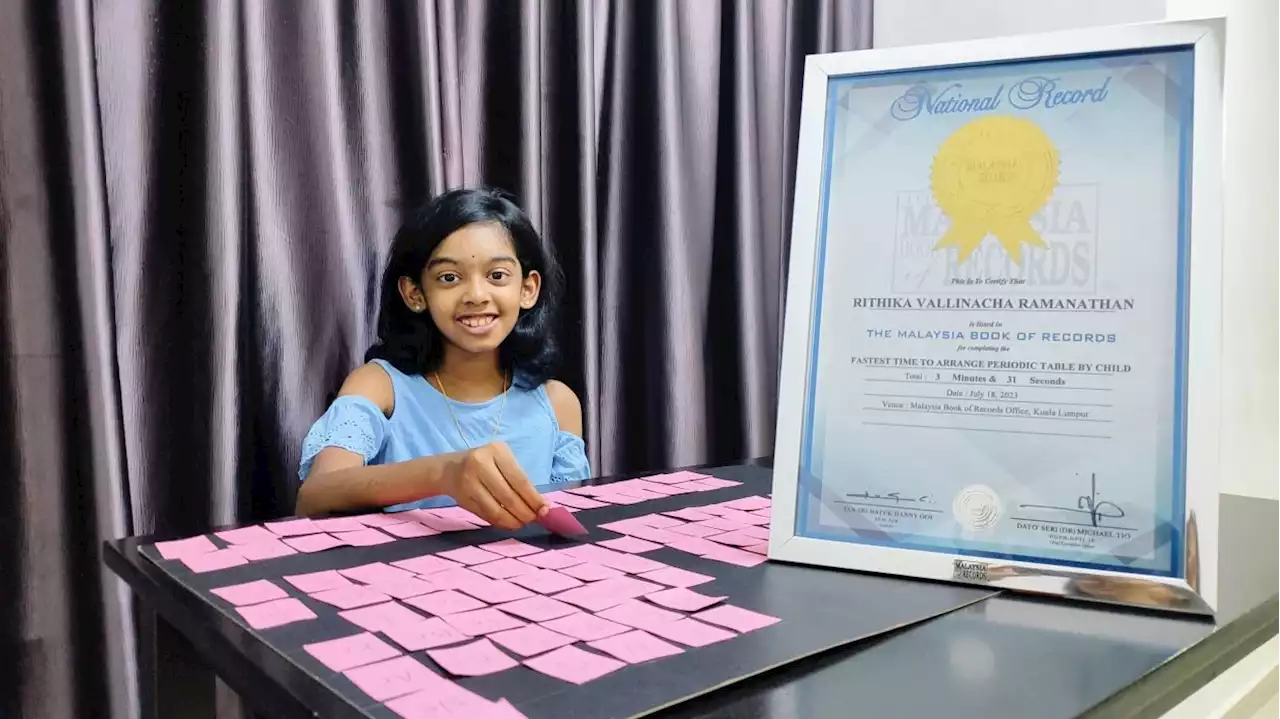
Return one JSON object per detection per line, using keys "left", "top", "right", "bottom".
{"left": 769, "top": 18, "right": 1225, "bottom": 615}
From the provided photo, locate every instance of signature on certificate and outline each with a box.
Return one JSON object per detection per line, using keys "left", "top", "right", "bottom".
{"left": 1018, "top": 473, "right": 1124, "bottom": 527}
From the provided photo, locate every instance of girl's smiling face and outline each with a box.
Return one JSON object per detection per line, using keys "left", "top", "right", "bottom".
{"left": 399, "top": 222, "right": 541, "bottom": 357}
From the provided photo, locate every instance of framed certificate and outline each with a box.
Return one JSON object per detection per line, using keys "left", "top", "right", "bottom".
{"left": 769, "top": 19, "right": 1224, "bottom": 614}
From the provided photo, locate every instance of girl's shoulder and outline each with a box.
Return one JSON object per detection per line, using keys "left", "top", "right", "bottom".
{"left": 333, "top": 361, "right": 397, "bottom": 417}
{"left": 539, "top": 380, "right": 583, "bottom": 436}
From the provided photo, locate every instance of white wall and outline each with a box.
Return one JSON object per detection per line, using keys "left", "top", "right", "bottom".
{"left": 872, "top": 0, "right": 1167, "bottom": 47}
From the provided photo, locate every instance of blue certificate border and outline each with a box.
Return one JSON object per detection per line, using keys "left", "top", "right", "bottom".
{"left": 795, "top": 47, "right": 1195, "bottom": 578}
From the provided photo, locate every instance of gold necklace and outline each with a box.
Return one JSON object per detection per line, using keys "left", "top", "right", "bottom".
{"left": 434, "top": 371, "right": 509, "bottom": 449}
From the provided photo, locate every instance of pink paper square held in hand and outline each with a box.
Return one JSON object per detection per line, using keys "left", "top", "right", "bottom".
{"left": 523, "top": 645, "right": 625, "bottom": 685}
{"left": 427, "top": 637, "right": 518, "bottom": 677}
{"left": 305, "top": 632, "right": 401, "bottom": 672}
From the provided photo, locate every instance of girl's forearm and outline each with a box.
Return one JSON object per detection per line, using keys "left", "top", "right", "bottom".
{"left": 294, "top": 452, "right": 464, "bottom": 517}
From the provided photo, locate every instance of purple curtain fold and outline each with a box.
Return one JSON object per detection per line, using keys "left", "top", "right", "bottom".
{"left": 0, "top": 1, "right": 871, "bottom": 716}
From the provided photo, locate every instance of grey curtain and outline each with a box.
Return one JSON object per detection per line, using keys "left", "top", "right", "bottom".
{"left": 0, "top": 1, "right": 872, "bottom": 717}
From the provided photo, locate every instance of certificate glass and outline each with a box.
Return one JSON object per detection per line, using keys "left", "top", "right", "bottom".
{"left": 770, "top": 20, "right": 1224, "bottom": 614}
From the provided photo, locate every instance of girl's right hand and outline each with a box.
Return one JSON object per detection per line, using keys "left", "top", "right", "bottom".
{"left": 443, "top": 442, "right": 549, "bottom": 530}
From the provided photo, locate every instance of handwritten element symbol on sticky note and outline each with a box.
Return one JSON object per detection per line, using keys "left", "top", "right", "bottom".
{"left": 523, "top": 644, "right": 625, "bottom": 685}
{"left": 427, "top": 637, "right": 519, "bottom": 676}
{"left": 304, "top": 632, "right": 401, "bottom": 672}
{"left": 342, "top": 654, "right": 439, "bottom": 702}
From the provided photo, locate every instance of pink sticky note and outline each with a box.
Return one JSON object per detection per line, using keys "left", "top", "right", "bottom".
{"left": 507, "top": 569, "right": 584, "bottom": 594}
{"left": 634, "top": 514, "right": 685, "bottom": 529}
{"left": 596, "top": 599, "right": 684, "bottom": 632}
{"left": 211, "top": 579, "right": 288, "bottom": 606}
{"left": 265, "top": 518, "right": 321, "bottom": 536}
{"left": 751, "top": 507, "right": 772, "bottom": 519}
{"left": 696, "top": 517, "right": 750, "bottom": 532}
{"left": 283, "top": 570, "right": 355, "bottom": 593}
{"left": 405, "top": 590, "right": 488, "bottom": 616}
{"left": 235, "top": 597, "right": 316, "bottom": 629}
{"left": 333, "top": 528, "right": 396, "bottom": 546}
{"left": 283, "top": 533, "right": 347, "bottom": 553}
{"left": 310, "top": 585, "right": 392, "bottom": 609}
{"left": 552, "top": 576, "right": 664, "bottom": 612}
{"left": 427, "top": 637, "right": 518, "bottom": 676}
{"left": 356, "top": 513, "right": 414, "bottom": 528}
{"left": 669, "top": 482, "right": 714, "bottom": 493}
{"left": 383, "top": 521, "right": 441, "bottom": 539}
{"left": 741, "top": 524, "right": 771, "bottom": 540}
{"left": 481, "top": 539, "right": 543, "bottom": 558}
{"left": 688, "top": 477, "right": 742, "bottom": 490}
{"left": 374, "top": 577, "right": 440, "bottom": 600}
{"left": 438, "top": 546, "right": 505, "bottom": 565}
{"left": 155, "top": 535, "right": 218, "bottom": 560}
{"left": 711, "top": 509, "right": 769, "bottom": 526}
{"left": 666, "top": 523, "right": 725, "bottom": 539}
{"left": 426, "top": 567, "right": 491, "bottom": 591}
{"left": 559, "top": 563, "right": 626, "bottom": 582}
{"left": 542, "top": 491, "right": 606, "bottom": 510}
{"left": 644, "top": 587, "right": 726, "bottom": 612}
{"left": 638, "top": 567, "right": 716, "bottom": 588}
{"left": 339, "top": 601, "right": 430, "bottom": 633}
{"left": 181, "top": 548, "right": 249, "bottom": 573}
{"left": 663, "top": 507, "right": 717, "bottom": 522}
{"left": 705, "top": 545, "right": 767, "bottom": 567}
{"left": 644, "top": 471, "right": 711, "bottom": 484}
{"left": 432, "top": 506, "right": 490, "bottom": 527}
{"left": 588, "top": 629, "right": 684, "bottom": 664}
{"left": 625, "top": 526, "right": 686, "bottom": 544}
{"left": 386, "top": 685, "right": 505, "bottom": 719}
{"left": 621, "top": 480, "right": 686, "bottom": 496}
{"left": 472, "top": 557, "right": 541, "bottom": 580}
{"left": 722, "top": 496, "right": 771, "bottom": 511}
{"left": 519, "top": 550, "right": 585, "bottom": 571}
{"left": 590, "top": 492, "right": 647, "bottom": 506}
{"left": 646, "top": 618, "right": 736, "bottom": 647}
{"left": 412, "top": 512, "right": 480, "bottom": 532}
{"left": 489, "top": 624, "right": 577, "bottom": 657}
{"left": 744, "top": 542, "right": 769, "bottom": 556}
{"left": 382, "top": 616, "right": 470, "bottom": 651}
{"left": 305, "top": 632, "right": 401, "bottom": 672}
{"left": 456, "top": 579, "right": 537, "bottom": 604}
{"left": 607, "top": 487, "right": 668, "bottom": 502}
{"left": 343, "top": 654, "right": 439, "bottom": 702}
{"left": 694, "top": 604, "right": 780, "bottom": 633}
{"left": 598, "top": 536, "right": 662, "bottom": 554}
{"left": 497, "top": 595, "right": 579, "bottom": 622}
{"left": 705, "top": 530, "right": 763, "bottom": 547}
{"left": 663, "top": 536, "right": 726, "bottom": 556}
{"left": 214, "top": 526, "right": 277, "bottom": 545}
{"left": 523, "top": 645, "right": 625, "bottom": 685}
{"left": 537, "top": 505, "right": 588, "bottom": 537}
{"left": 540, "top": 613, "right": 629, "bottom": 641}
{"left": 340, "top": 562, "right": 418, "bottom": 585}
{"left": 230, "top": 540, "right": 298, "bottom": 561}
{"left": 594, "top": 552, "right": 667, "bottom": 575}
{"left": 310, "top": 517, "right": 368, "bottom": 533}
{"left": 598, "top": 518, "right": 653, "bottom": 534}
{"left": 392, "top": 554, "right": 461, "bottom": 575}
{"left": 441, "top": 607, "right": 526, "bottom": 637}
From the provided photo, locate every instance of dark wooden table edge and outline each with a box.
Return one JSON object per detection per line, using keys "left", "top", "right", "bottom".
{"left": 1081, "top": 593, "right": 1279, "bottom": 718}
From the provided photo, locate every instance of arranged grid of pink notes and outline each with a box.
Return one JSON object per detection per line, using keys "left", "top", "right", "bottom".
{"left": 148, "top": 474, "right": 786, "bottom": 718}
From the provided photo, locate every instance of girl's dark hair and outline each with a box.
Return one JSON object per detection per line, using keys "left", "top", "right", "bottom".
{"left": 365, "top": 187, "right": 563, "bottom": 388}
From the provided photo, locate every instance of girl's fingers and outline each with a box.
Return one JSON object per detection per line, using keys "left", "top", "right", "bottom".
{"left": 490, "top": 445, "right": 547, "bottom": 517}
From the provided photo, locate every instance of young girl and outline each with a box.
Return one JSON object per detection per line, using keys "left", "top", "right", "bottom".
{"left": 294, "top": 187, "right": 591, "bottom": 529}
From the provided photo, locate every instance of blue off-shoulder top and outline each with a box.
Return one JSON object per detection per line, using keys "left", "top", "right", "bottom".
{"left": 298, "top": 359, "right": 591, "bottom": 511}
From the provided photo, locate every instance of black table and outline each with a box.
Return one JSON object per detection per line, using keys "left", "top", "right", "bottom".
{"left": 104, "top": 462, "right": 1278, "bottom": 719}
